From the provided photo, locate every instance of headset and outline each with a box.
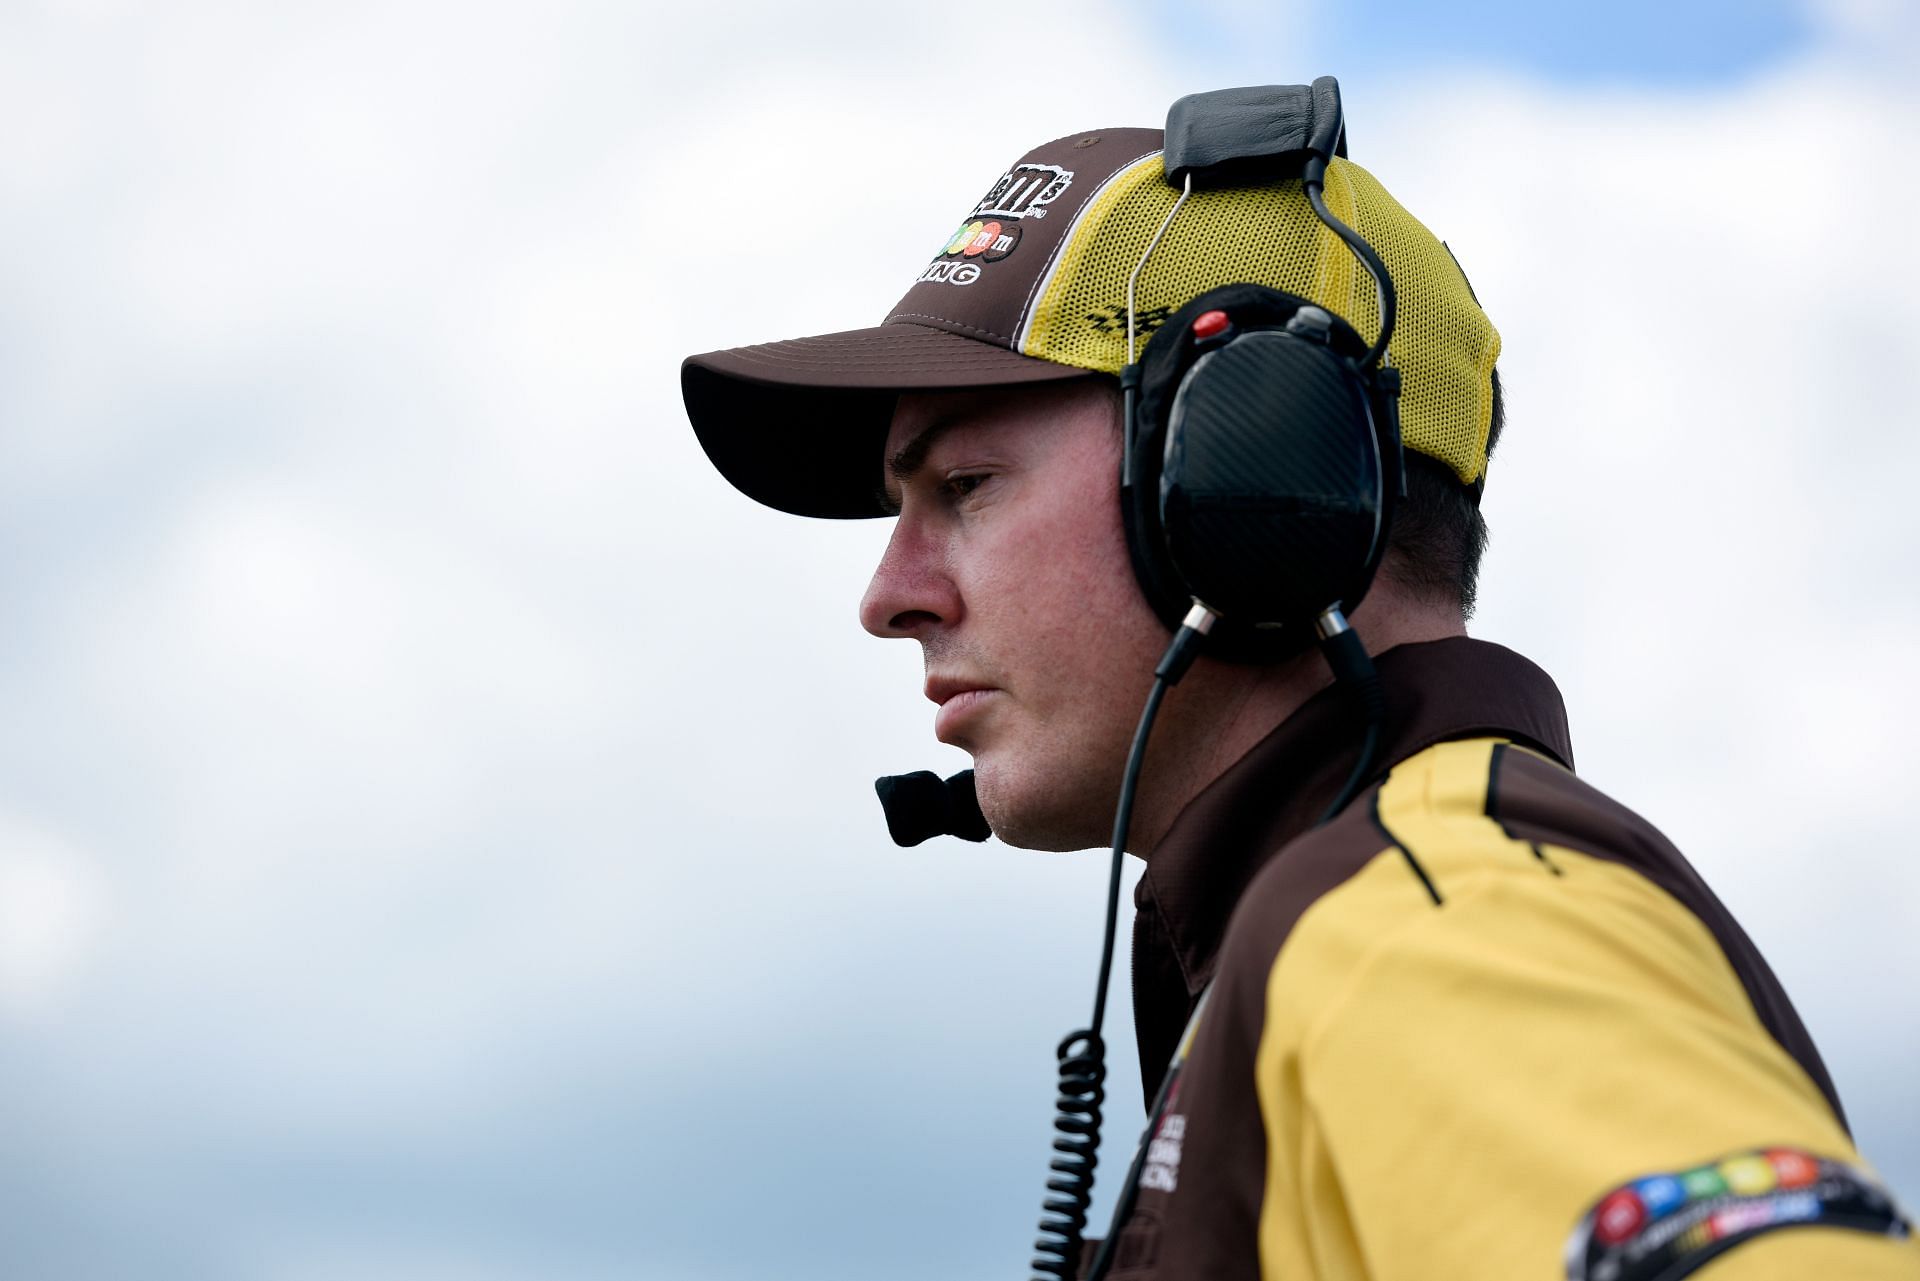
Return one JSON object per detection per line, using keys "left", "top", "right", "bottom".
{"left": 1044, "top": 78, "right": 1406, "bottom": 1281}
{"left": 873, "top": 76, "right": 1405, "bottom": 1281}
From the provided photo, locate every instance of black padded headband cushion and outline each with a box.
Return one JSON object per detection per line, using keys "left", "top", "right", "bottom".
{"left": 1162, "top": 77, "right": 1349, "bottom": 189}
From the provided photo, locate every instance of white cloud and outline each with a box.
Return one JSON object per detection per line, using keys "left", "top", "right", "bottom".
{"left": 0, "top": 1, "right": 1915, "bottom": 1276}
{"left": 0, "top": 817, "right": 108, "bottom": 1015}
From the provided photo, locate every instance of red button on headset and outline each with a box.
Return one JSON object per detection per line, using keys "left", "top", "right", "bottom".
{"left": 1191, "top": 309, "right": 1231, "bottom": 339}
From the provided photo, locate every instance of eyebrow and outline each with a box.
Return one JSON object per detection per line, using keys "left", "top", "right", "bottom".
{"left": 877, "top": 414, "right": 965, "bottom": 513}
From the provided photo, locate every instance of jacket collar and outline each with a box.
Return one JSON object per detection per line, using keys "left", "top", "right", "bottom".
{"left": 1130, "top": 637, "right": 1574, "bottom": 1089}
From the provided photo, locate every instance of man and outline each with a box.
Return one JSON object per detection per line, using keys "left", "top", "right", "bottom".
{"left": 681, "top": 82, "right": 1917, "bottom": 1280}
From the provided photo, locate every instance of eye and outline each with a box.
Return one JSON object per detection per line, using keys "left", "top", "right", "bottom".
{"left": 942, "top": 471, "right": 991, "bottom": 501}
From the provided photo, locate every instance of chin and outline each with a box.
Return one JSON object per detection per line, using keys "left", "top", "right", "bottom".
{"left": 971, "top": 754, "right": 1114, "bottom": 853}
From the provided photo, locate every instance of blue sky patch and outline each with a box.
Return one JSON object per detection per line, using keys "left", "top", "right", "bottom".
{"left": 1136, "top": 0, "right": 1814, "bottom": 87}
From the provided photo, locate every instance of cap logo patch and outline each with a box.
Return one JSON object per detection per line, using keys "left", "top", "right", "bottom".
{"left": 941, "top": 219, "right": 1022, "bottom": 262}
{"left": 1565, "top": 1147, "right": 1911, "bottom": 1281}
{"left": 971, "top": 163, "right": 1074, "bottom": 221}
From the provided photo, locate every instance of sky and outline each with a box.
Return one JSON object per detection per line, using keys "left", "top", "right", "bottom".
{"left": 1, "top": 1, "right": 1917, "bottom": 1277}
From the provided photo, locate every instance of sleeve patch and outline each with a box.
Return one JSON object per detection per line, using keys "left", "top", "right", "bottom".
{"left": 1565, "top": 1147, "right": 1912, "bottom": 1281}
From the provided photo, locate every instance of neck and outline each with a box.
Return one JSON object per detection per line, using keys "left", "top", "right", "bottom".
{"left": 1122, "top": 595, "right": 1465, "bottom": 855}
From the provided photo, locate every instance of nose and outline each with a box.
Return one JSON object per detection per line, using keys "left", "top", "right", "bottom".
{"left": 860, "top": 517, "right": 961, "bottom": 639}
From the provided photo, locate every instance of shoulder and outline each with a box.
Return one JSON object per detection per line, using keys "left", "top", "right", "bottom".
{"left": 1221, "top": 734, "right": 1697, "bottom": 956}
{"left": 1215, "top": 736, "right": 1624, "bottom": 968}
{"left": 1210, "top": 735, "right": 1756, "bottom": 1051}
{"left": 1181, "top": 740, "right": 1891, "bottom": 1281}
{"left": 1210, "top": 734, "right": 1846, "bottom": 1120}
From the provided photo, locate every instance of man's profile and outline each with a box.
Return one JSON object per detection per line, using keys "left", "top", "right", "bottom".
{"left": 681, "top": 80, "right": 1917, "bottom": 1281}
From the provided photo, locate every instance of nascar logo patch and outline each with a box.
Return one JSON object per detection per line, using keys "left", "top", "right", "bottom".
{"left": 1565, "top": 1147, "right": 1911, "bottom": 1281}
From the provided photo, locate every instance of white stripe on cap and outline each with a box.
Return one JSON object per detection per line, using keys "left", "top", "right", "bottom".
{"left": 1012, "top": 148, "right": 1166, "bottom": 356}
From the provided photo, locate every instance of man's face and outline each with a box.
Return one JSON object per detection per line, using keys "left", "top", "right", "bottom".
{"left": 860, "top": 379, "right": 1172, "bottom": 851}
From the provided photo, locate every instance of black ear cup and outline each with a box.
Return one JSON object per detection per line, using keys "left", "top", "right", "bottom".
{"left": 1163, "top": 329, "right": 1381, "bottom": 621}
{"left": 1122, "top": 283, "right": 1399, "bottom": 662}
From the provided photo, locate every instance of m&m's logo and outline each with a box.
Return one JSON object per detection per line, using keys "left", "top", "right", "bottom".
{"left": 940, "top": 219, "right": 1022, "bottom": 263}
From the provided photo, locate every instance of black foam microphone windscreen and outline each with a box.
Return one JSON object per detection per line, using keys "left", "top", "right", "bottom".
{"left": 874, "top": 769, "right": 992, "bottom": 846}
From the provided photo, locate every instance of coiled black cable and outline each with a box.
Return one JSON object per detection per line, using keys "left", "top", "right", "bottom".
{"left": 1030, "top": 1028, "right": 1107, "bottom": 1277}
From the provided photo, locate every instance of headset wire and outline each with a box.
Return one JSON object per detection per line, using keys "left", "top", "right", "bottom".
{"left": 1029, "top": 606, "right": 1213, "bottom": 1280}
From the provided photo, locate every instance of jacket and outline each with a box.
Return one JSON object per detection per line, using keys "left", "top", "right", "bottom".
{"left": 1093, "top": 637, "right": 1917, "bottom": 1280}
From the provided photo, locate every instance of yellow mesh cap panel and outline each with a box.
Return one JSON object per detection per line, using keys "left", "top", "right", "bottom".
{"left": 1343, "top": 161, "right": 1501, "bottom": 485}
{"left": 1020, "top": 155, "right": 1500, "bottom": 486}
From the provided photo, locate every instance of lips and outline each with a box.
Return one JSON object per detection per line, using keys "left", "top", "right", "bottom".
{"left": 925, "top": 675, "right": 992, "bottom": 705}
{"left": 927, "top": 677, "right": 998, "bottom": 744}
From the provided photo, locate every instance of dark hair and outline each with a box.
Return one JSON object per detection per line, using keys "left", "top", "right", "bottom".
{"left": 1379, "top": 367, "right": 1504, "bottom": 619}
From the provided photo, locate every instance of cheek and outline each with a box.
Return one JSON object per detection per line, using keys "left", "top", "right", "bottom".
{"left": 972, "top": 461, "right": 1159, "bottom": 664}
{"left": 975, "top": 477, "right": 1100, "bottom": 600}
{"left": 1039, "top": 444, "right": 1151, "bottom": 617}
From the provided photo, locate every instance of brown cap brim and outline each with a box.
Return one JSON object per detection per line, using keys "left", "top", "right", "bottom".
{"left": 682, "top": 320, "right": 1096, "bottom": 519}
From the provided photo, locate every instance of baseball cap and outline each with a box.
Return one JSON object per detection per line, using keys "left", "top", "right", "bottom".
{"left": 682, "top": 118, "right": 1500, "bottom": 519}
